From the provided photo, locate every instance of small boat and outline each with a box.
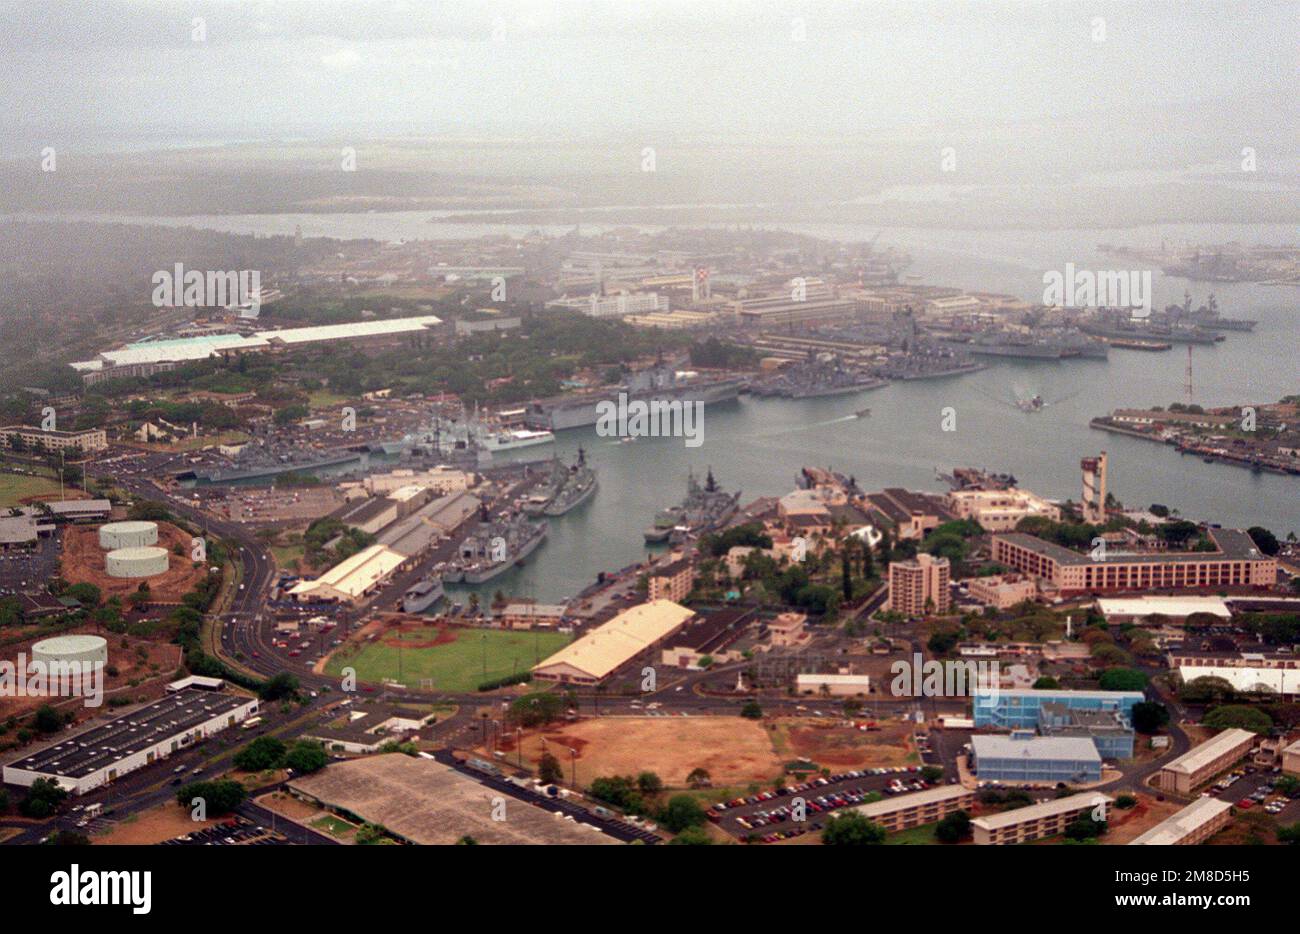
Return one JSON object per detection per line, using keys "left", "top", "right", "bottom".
{"left": 854, "top": 408, "right": 871, "bottom": 418}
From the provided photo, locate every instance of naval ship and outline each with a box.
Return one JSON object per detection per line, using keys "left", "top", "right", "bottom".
{"left": 524, "top": 449, "right": 598, "bottom": 517}
{"left": 644, "top": 467, "right": 741, "bottom": 544}
{"left": 402, "top": 576, "right": 445, "bottom": 614}
{"left": 447, "top": 510, "right": 548, "bottom": 584}
{"left": 526, "top": 365, "right": 744, "bottom": 431}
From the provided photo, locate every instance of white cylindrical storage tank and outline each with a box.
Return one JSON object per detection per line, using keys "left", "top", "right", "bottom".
{"left": 98, "top": 520, "right": 159, "bottom": 550}
{"left": 32, "top": 634, "right": 109, "bottom": 668}
{"left": 106, "top": 546, "right": 170, "bottom": 578}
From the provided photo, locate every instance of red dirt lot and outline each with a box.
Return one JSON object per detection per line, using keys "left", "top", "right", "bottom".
{"left": 60, "top": 522, "right": 205, "bottom": 602}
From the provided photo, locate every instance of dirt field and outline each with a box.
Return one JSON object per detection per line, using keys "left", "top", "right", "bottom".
{"left": 0, "top": 630, "right": 181, "bottom": 722}
{"left": 771, "top": 718, "right": 917, "bottom": 770}
{"left": 95, "top": 801, "right": 229, "bottom": 845}
{"left": 507, "top": 716, "right": 785, "bottom": 787}
{"left": 60, "top": 522, "right": 205, "bottom": 602}
{"left": 1104, "top": 794, "right": 1185, "bottom": 844}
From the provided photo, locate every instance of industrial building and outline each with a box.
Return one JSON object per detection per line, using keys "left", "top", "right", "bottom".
{"left": 287, "top": 543, "right": 407, "bottom": 604}
{"left": 1095, "top": 595, "right": 1232, "bottom": 623}
{"left": 886, "top": 553, "right": 951, "bottom": 617}
{"left": 42, "top": 499, "right": 112, "bottom": 523}
{"left": 1129, "top": 797, "right": 1235, "bottom": 845}
{"left": 546, "top": 291, "right": 669, "bottom": 319}
{"left": 973, "top": 688, "right": 1144, "bottom": 730}
{"left": 795, "top": 673, "right": 872, "bottom": 696}
{"left": 852, "top": 784, "right": 976, "bottom": 832}
{"left": 2, "top": 687, "right": 258, "bottom": 794}
{"left": 287, "top": 754, "right": 621, "bottom": 845}
{"left": 991, "top": 528, "right": 1276, "bottom": 595}
{"left": 71, "top": 315, "right": 442, "bottom": 384}
{"left": 1157, "top": 728, "right": 1257, "bottom": 795}
{"left": 1167, "top": 649, "right": 1300, "bottom": 698}
{"left": 301, "top": 704, "right": 437, "bottom": 754}
{"left": 971, "top": 792, "right": 1112, "bottom": 845}
{"left": 531, "top": 600, "right": 695, "bottom": 685}
{"left": 970, "top": 732, "right": 1103, "bottom": 784}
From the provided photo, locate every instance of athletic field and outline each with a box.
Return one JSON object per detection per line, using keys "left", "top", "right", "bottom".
{"left": 325, "top": 625, "right": 570, "bottom": 692}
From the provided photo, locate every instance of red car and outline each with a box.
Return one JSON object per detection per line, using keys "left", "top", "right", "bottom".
{"left": 1237, "top": 798, "right": 1254, "bottom": 809}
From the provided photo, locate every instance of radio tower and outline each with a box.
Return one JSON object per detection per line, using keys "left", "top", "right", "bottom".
{"left": 1183, "top": 346, "right": 1193, "bottom": 406}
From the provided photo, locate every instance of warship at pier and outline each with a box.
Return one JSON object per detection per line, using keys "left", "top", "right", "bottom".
{"left": 644, "top": 467, "right": 741, "bottom": 544}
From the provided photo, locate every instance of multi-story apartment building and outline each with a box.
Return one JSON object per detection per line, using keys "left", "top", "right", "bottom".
{"left": 886, "top": 553, "right": 951, "bottom": 617}
{"left": 972, "top": 792, "right": 1112, "bottom": 845}
{"left": 853, "top": 785, "right": 976, "bottom": 832}
{"left": 0, "top": 425, "right": 107, "bottom": 454}
{"left": 990, "top": 529, "right": 1276, "bottom": 595}
{"left": 1157, "top": 729, "right": 1257, "bottom": 795}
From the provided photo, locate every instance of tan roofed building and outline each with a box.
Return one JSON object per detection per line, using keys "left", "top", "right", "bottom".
{"left": 531, "top": 600, "right": 695, "bottom": 685}
{"left": 288, "top": 544, "right": 407, "bottom": 604}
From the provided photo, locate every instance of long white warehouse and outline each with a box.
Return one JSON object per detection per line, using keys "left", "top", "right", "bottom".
{"left": 2, "top": 687, "right": 258, "bottom": 794}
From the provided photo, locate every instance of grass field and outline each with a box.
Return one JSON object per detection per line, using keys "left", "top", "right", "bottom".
{"left": 325, "top": 626, "right": 570, "bottom": 691}
{"left": 0, "top": 472, "right": 63, "bottom": 507}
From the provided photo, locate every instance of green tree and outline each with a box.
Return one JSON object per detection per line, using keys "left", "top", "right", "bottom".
{"left": 637, "top": 771, "right": 664, "bottom": 796}
{"left": 32, "top": 704, "right": 63, "bottom": 735}
{"left": 1130, "top": 701, "right": 1170, "bottom": 734}
{"left": 538, "top": 752, "right": 564, "bottom": 785}
{"left": 175, "top": 779, "right": 246, "bottom": 814}
{"left": 934, "top": 809, "right": 971, "bottom": 843}
{"left": 1202, "top": 705, "right": 1272, "bottom": 734}
{"left": 822, "top": 811, "right": 886, "bottom": 845}
{"left": 658, "top": 794, "right": 707, "bottom": 834}
{"left": 507, "top": 691, "right": 565, "bottom": 728}
{"left": 19, "top": 778, "right": 68, "bottom": 818}
{"left": 739, "top": 700, "right": 763, "bottom": 720}
{"left": 669, "top": 826, "right": 713, "bottom": 845}
{"left": 1098, "top": 667, "right": 1148, "bottom": 691}
{"left": 285, "top": 740, "right": 328, "bottom": 774}
{"left": 233, "top": 735, "right": 287, "bottom": 772}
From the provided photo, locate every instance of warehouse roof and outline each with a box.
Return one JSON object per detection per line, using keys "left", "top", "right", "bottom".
{"left": 532, "top": 600, "right": 694, "bottom": 681}
{"left": 287, "top": 755, "right": 620, "bottom": 845}
{"left": 1160, "top": 728, "right": 1256, "bottom": 776}
{"left": 4, "top": 689, "right": 254, "bottom": 783}
{"left": 288, "top": 544, "right": 406, "bottom": 601}
{"left": 83, "top": 316, "right": 442, "bottom": 369}
{"left": 972, "top": 734, "right": 1102, "bottom": 763}
{"left": 1129, "top": 798, "right": 1234, "bottom": 845}
{"left": 1096, "top": 596, "right": 1231, "bottom": 618}
{"left": 971, "top": 792, "right": 1112, "bottom": 831}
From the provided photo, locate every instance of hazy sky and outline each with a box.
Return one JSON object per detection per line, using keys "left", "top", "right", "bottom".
{"left": 2, "top": 0, "right": 1296, "bottom": 144}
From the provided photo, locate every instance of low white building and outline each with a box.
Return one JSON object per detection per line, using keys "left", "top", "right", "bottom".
{"left": 2, "top": 688, "right": 258, "bottom": 795}
{"left": 796, "top": 673, "right": 871, "bottom": 696}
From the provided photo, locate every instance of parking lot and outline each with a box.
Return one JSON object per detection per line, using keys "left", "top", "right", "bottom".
{"left": 159, "top": 815, "right": 291, "bottom": 846}
{"left": 1207, "top": 766, "right": 1300, "bottom": 821}
{"left": 709, "top": 765, "right": 950, "bottom": 842}
{"left": 0, "top": 535, "right": 61, "bottom": 595}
